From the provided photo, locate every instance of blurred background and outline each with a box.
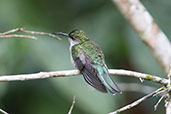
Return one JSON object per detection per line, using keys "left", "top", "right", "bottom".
{"left": 0, "top": 0, "right": 171, "bottom": 114}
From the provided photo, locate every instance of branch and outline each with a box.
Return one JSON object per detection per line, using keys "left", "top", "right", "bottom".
{"left": 0, "top": 69, "right": 168, "bottom": 85}
{"left": 68, "top": 96, "right": 76, "bottom": 114}
{"left": 109, "top": 87, "right": 165, "bottom": 114}
{"left": 0, "top": 27, "right": 61, "bottom": 40}
{"left": 112, "top": 0, "right": 171, "bottom": 73}
{"left": 165, "top": 69, "right": 171, "bottom": 114}
{"left": 0, "top": 109, "right": 9, "bottom": 114}
{"left": 109, "top": 69, "right": 168, "bottom": 85}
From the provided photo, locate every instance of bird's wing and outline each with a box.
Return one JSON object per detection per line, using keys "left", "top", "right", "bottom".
{"left": 74, "top": 56, "right": 107, "bottom": 93}
{"left": 72, "top": 42, "right": 121, "bottom": 94}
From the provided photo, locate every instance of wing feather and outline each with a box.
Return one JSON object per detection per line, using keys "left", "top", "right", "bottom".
{"left": 75, "top": 58, "right": 107, "bottom": 93}
{"left": 72, "top": 41, "right": 121, "bottom": 94}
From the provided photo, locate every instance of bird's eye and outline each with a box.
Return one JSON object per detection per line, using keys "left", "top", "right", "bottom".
{"left": 72, "top": 36, "right": 80, "bottom": 41}
{"left": 70, "top": 36, "right": 75, "bottom": 40}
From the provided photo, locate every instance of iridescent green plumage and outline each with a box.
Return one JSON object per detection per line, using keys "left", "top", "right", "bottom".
{"left": 53, "top": 29, "right": 121, "bottom": 94}
{"left": 69, "top": 30, "right": 121, "bottom": 94}
{"left": 72, "top": 41, "right": 103, "bottom": 63}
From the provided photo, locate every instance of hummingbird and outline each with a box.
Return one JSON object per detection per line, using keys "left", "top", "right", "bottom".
{"left": 53, "top": 29, "right": 121, "bottom": 95}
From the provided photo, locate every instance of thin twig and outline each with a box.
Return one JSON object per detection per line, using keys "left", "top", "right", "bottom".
{"left": 0, "top": 69, "right": 168, "bottom": 85}
{"left": 0, "top": 28, "right": 37, "bottom": 40}
{"left": 0, "top": 28, "right": 21, "bottom": 35}
{"left": 0, "top": 27, "right": 61, "bottom": 40}
{"left": 154, "top": 92, "right": 166, "bottom": 110}
{"left": 153, "top": 70, "right": 171, "bottom": 111}
{"left": 68, "top": 96, "right": 76, "bottom": 114}
{"left": 0, "top": 108, "right": 9, "bottom": 114}
{"left": 19, "top": 28, "right": 61, "bottom": 40}
{"left": 0, "top": 34, "right": 37, "bottom": 40}
{"left": 109, "top": 87, "right": 165, "bottom": 114}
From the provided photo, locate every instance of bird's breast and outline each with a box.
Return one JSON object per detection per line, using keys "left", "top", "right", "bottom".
{"left": 69, "top": 46, "right": 76, "bottom": 67}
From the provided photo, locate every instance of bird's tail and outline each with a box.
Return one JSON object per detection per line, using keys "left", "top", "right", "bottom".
{"left": 97, "top": 65, "right": 121, "bottom": 95}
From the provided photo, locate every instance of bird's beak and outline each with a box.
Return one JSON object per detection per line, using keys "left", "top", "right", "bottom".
{"left": 52, "top": 32, "right": 69, "bottom": 37}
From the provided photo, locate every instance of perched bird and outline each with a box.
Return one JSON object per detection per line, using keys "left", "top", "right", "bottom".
{"left": 53, "top": 29, "right": 121, "bottom": 95}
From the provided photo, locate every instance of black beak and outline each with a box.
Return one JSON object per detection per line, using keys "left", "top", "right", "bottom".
{"left": 52, "top": 32, "right": 69, "bottom": 37}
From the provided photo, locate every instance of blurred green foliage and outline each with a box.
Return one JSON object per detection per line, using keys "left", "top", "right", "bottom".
{"left": 0, "top": 0, "right": 170, "bottom": 114}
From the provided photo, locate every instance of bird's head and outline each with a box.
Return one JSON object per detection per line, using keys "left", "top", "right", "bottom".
{"left": 69, "top": 29, "right": 89, "bottom": 43}
{"left": 53, "top": 29, "right": 89, "bottom": 45}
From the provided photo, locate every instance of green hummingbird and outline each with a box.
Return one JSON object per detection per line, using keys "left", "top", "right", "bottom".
{"left": 53, "top": 29, "right": 121, "bottom": 95}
